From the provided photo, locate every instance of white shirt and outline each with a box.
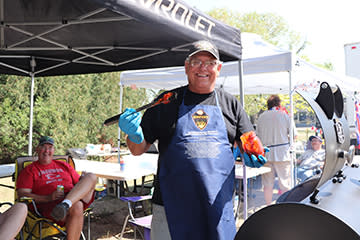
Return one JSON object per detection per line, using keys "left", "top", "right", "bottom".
{"left": 256, "top": 108, "right": 291, "bottom": 162}
{"left": 298, "top": 149, "right": 325, "bottom": 169}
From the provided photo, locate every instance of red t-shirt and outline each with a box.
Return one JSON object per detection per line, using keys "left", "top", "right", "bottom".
{"left": 17, "top": 160, "right": 81, "bottom": 224}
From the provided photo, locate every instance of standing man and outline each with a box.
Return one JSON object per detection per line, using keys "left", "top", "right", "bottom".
{"left": 118, "top": 40, "right": 267, "bottom": 240}
{"left": 17, "top": 136, "right": 97, "bottom": 240}
{"left": 256, "top": 95, "right": 292, "bottom": 205}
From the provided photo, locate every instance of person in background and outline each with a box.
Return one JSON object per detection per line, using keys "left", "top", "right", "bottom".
{"left": 118, "top": 40, "right": 267, "bottom": 240}
{"left": 297, "top": 135, "right": 325, "bottom": 182}
{"left": 16, "top": 136, "right": 97, "bottom": 240}
{"left": 256, "top": 95, "right": 292, "bottom": 205}
{"left": 0, "top": 202, "right": 27, "bottom": 240}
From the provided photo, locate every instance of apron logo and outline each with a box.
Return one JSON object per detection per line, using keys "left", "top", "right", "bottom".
{"left": 192, "top": 109, "right": 209, "bottom": 130}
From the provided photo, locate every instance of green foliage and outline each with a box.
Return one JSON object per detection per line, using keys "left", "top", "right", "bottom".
{"left": 315, "top": 61, "right": 334, "bottom": 71}
{"left": 243, "top": 94, "right": 268, "bottom": 118}
{"left": 208, "top": 9, "right": 303, "bottom": 52}
{"left": 0, "top": 72, "right": 148, "bottom": 163}
{"left": 0, "top": 75, "right": 31, "bottom": 163}
{"left": 281, "top": 93, "right": 314, "bottom": 114}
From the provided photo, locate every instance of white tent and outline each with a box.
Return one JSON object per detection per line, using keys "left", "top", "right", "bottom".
{"left": 119, "top": 32, "right": 360, "bottom": 96}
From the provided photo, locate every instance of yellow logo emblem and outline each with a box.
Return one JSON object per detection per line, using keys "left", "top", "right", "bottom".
{"left": 192, "top": 109, "right": 209, "bottom": 130}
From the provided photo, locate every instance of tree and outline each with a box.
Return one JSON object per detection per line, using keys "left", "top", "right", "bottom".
{"left": 0, "top": 72, "right": 150, "bottom": 163}
{"left": 243, "top": 94, "right": 267, "bottom": 121}
{"left": 208, "top": 9, "right": 303, "bottom": 53}
{"left": 0, "top": 75, "right": 31, "bottom": 163}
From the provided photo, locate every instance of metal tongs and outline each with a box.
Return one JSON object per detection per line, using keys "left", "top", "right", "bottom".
{"left": 103, "top": 92, "right": 177, "bottom": 126}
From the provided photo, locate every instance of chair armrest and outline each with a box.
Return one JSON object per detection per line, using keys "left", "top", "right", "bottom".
{"left": 19, "top": 196, "right": 43, "bottom": 217}
{"left": 0, "top": 202, "right": 13, "bottom": 209}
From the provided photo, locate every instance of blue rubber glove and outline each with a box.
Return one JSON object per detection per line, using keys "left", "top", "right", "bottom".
{"left": 118, "top": 108, "right": 144, "bottom": 144}
{"left": 233, "top": 146, "right": 241, "bottom": 160}
{"left": 242, "top": 147, "right": 269, "bottom": 168}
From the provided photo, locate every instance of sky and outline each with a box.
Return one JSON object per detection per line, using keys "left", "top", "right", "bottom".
{"left": 188, "top": 0, "right": 360, "bottom": 75}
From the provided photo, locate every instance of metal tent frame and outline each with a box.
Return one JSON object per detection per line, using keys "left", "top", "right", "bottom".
{"left": 0, "top": 0, "right": 242, "bottom": 154}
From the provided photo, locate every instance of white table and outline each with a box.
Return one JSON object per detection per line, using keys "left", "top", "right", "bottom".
{"left": 234, "top": 162, "right": 271, "bottom": 220}
{"left": 0, "top": 164, "right": 15, "bottom": 190}
{"left": 235, "top": 163, "right": 271, "bottom": 180}
{"left": 74, "top": 153, "right": 158, "bottom": 181}
{"left": 74, "top": 153, "right": 158, "bottom": 197}
{"left": 0, "top": 164, "right": 15, "bottom": 178}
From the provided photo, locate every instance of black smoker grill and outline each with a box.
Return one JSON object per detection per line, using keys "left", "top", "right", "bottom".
{"left": 236, "top": 82, "right": 359, "bottom": 240}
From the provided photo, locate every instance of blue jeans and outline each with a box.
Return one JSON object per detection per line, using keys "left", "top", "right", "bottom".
{"left": 297, "top": 167, "right": 321, "bottom": 183}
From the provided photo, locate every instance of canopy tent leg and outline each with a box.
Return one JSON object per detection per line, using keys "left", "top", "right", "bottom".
{"left": 28, "top": 57, "right": 36, "bottom": 155}
{"left": 288, "top": 70, "right": 296, "bottom": 188}
{"left": 116, "top": 81, "right": 124, "bottom": 198}
{"left": 238, "top": 60, "right": 248, "bottom": 220}
{"left": 118, "top": 81, "right": 124, "bottom": 164}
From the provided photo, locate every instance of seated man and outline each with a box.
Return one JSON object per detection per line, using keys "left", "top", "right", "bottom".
{"left": 0, "top": 202, "right": 27, "bottom": 240}
{"left": 297, "top": 135, "right": 325, "bottom": 183}
{"left": 17, "top": 136, "right": 97, "bottom": 240}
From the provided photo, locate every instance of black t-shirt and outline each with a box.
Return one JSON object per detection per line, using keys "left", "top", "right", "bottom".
{"left": 141, "top": 85, "right": 254, "bottom": 205}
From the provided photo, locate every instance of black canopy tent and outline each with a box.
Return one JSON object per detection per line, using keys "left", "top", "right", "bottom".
{"left": 0, "top": 0, "right": 242, "bottom": 153}
{"left": 0, "top": 0, "right": 241, "bottom": 76}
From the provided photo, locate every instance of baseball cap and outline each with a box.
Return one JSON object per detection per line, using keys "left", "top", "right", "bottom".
{"left": 39, "top": 136, "right": 54, "bottom": 146}
{"left": 188, "top": 40, "right": 219, "bottom": 60}
{"left": 309, "top": 135, "right": 323, "bottom": 143}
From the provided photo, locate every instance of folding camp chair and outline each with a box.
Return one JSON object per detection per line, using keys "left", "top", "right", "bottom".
{"left": 119, "top": 195, "right": 152, "bottom": 240}
{"left": 0, "top": 201, "right": 14, "bottom": 211}
{"left": 14, "top": 155, "right": 91, "bottom": 240}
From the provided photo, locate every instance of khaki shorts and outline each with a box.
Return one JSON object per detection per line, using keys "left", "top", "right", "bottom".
{"left": 262, "top": 161, "right": 292, "bottom": 191}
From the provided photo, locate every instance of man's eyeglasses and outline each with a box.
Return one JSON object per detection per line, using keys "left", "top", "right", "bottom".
{"left": 188, "top": 59, "right": 221, "bottom": 69}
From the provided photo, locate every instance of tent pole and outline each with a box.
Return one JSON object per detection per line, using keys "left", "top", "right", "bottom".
{"left": 288, "top": 70, "right": 295, "bottom": 188}
{"left": 116, "top": 79, "right": 124, "bottom": 198}
{"left": 238, "top": 59, "right": 248, "bottom": 220}
{"left": 28, "top": 57, "right": 36, "bottom": 155}
{"left": 118, "top": 81, "right": 124, "bottom": 164}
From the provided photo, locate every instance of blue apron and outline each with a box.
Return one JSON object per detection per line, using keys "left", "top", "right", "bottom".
{"left": 159, "top": 90, "right": 236, "bottom": 240}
